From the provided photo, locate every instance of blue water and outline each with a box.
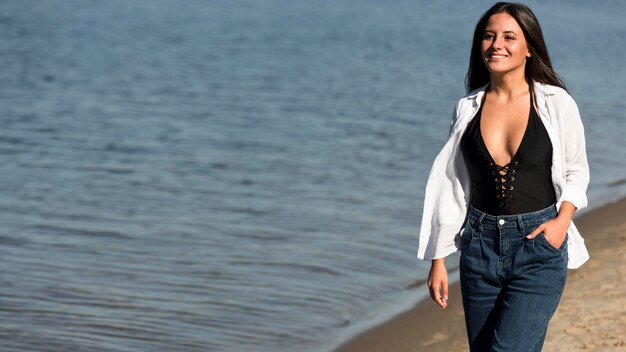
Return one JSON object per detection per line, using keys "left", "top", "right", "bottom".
{"left": 0, "top": 1, "right": 624, "bottom": 351}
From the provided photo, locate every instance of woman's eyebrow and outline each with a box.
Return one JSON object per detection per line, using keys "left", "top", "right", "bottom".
{"left": 484, "top": 29, "right": 518, "bottom": 35}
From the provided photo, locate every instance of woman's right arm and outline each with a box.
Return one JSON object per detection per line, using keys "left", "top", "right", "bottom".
{"left": 427, "top": 257, "right": 448, "bottom": 309}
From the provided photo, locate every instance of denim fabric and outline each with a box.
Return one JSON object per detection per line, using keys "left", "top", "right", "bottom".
{"left": 459, "top": 204, "right": 568, "bottom": 352}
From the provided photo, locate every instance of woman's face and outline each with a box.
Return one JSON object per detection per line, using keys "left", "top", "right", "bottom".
{"left": 480, "top": 13, "right": 531, "bottom": 76}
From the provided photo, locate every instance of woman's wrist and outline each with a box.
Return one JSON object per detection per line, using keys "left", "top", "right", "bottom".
{"left": 557, "top": 201, "right": 576, "bottom": 223}
{"left": 432, "top": 258, "right": 446, "bottom": 266}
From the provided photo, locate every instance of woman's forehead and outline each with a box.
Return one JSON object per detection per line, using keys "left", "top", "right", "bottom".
{"left": 485, "top": 13, "right": 523, "bottom": 33}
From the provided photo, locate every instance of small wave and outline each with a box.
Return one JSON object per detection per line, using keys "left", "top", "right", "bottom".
{"left": 0, "top": 235, "right": 31, "bottom": 247}
{"left": 608, "top": 178, "right": 626, "bottom": 187}
{"left": 0, "top": 136, "right": 24, "bottom": 145}
{"left": 229, "top": 260, "right": 341, "bottom": 276}
{"left": 31, "top": 224, "right": 130, "bottom": 240}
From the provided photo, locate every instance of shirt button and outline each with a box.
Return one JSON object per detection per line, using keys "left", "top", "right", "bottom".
{"left": 498, "top": 219, "right": 505, "bottom": 225}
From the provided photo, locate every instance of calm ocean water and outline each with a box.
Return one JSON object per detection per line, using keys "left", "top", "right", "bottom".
{"left": 0, "top": 1, "right": 624, "bottom": 351}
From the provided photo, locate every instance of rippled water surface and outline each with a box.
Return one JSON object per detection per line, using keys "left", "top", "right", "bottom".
{"left": 1, "top": 1, "right": 625, "bottom": 351}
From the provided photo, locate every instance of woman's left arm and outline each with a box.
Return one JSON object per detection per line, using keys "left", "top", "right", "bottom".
{"left": 558, "top": 95, "right": 590, "bottom": 210}
{"left": 527, "top": 94, "right": 590, "bottom": 248}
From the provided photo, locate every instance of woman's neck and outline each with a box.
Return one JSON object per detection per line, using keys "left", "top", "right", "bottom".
{"left": 488, "top": 72, "right": 530, "bottom": 99}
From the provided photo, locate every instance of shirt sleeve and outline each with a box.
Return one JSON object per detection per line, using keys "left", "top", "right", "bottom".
{"left": 559, "top": 95, "right": 589, "bottom": 210}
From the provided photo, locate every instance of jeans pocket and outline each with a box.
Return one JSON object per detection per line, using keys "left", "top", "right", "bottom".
{"left": 537, "top": 233, "right": 567, "bottom": 253}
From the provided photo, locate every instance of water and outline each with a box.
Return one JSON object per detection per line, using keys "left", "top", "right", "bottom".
{"left": 0, "top": 1, "right": 625, "bottom": 351}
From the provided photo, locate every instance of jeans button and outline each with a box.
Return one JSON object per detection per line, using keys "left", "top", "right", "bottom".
{"left": 498, "top": 219, "right": 505, "bottom": 225}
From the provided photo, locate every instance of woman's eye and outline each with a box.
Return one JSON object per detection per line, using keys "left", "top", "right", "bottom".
{"left": 483, "top": 34, "right": 494, "bottom": 40}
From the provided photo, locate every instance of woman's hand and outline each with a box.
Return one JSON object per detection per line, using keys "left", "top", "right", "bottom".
{"left": 428, "top": 258, "right": 448, "bottom": 309}
{"left": 526, "top": 217, "right": 569, "bottom": 248}
{"left": 526, "top": 201, "right": 577, "bottom": 249}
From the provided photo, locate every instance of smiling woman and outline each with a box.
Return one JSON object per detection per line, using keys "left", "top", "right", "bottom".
{"left": 417, "top": 2, "right": 590, "bottom": 352}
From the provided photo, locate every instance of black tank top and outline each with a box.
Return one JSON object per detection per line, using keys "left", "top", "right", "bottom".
{"left": 460, "top": 85, "right": 556, "bottom": 215}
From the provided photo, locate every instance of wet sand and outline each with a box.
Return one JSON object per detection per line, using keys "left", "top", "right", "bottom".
{"left": 335, "top": 197, "right": 626, "bottom": 351}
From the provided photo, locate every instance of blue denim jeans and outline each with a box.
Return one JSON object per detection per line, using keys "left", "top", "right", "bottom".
{"left": 459, "top": 204, "right": 568, "bottom": 352}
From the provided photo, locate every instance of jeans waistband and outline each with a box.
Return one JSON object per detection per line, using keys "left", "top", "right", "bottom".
{"left": 467, "top": 204, "right": 557, "bottom": 229}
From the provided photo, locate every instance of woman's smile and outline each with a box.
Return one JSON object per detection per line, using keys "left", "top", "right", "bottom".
{"left": 486, "top": 53, "right": 508, "bottom": 59}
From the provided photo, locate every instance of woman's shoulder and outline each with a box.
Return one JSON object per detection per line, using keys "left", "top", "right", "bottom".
{"left": 446, "top": 84, "right": 489, "bottom": 134}
{"left": 460, "top": 84, "right": 489, "bottom": 100}
{"left": 453, "top": 84, "right": 489, "bottom": 109}
{"left": 534, "top": 82, "right": 576, "bottom": 104}
{"left": 534, "top": 82, "right": 583, "bottom": 126}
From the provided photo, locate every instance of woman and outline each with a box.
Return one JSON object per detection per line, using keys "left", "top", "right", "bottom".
{"left": 416, "top": 2, "right": 590, "bottom": 351}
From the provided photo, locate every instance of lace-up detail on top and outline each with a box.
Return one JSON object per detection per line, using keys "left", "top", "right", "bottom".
{"left": 490, "top": 160, "right": 518, "bottom": 200}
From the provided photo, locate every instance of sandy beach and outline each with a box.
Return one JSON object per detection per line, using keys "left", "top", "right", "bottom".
{"left": 335, "top": 197, "right": 626, "bottom": 352}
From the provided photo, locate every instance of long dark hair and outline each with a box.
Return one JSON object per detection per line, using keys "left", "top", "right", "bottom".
{"left": 465, "top": 2, "right": 566, "bottom": 93}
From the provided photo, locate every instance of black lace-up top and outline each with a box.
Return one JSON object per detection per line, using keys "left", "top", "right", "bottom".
{"left": 460, "top": 85, "right": 556, "bottom": 215}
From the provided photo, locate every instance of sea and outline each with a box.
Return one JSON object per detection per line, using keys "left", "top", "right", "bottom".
{"left": 0, "top": 1, "right": 625, "bottom": 351}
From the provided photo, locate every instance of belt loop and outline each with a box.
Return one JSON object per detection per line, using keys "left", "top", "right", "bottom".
{"left": 517, "top": 214, "right": 524, "bottom": 234}
{"left": 478, "top": 213, "right": 485, "bottom": 233}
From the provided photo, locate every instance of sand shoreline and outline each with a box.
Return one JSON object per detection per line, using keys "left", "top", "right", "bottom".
{"left": 334, "top": 198, "right": 626, "bottom": 351}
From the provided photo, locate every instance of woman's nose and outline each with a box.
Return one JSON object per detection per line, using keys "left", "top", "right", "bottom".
{"left": 492, "top": 36, "right": 504, "bottom": 49}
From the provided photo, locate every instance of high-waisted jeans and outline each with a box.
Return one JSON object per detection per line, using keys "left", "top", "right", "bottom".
{"left": 459, "top": 204, "right": 568, "bottom": 352}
